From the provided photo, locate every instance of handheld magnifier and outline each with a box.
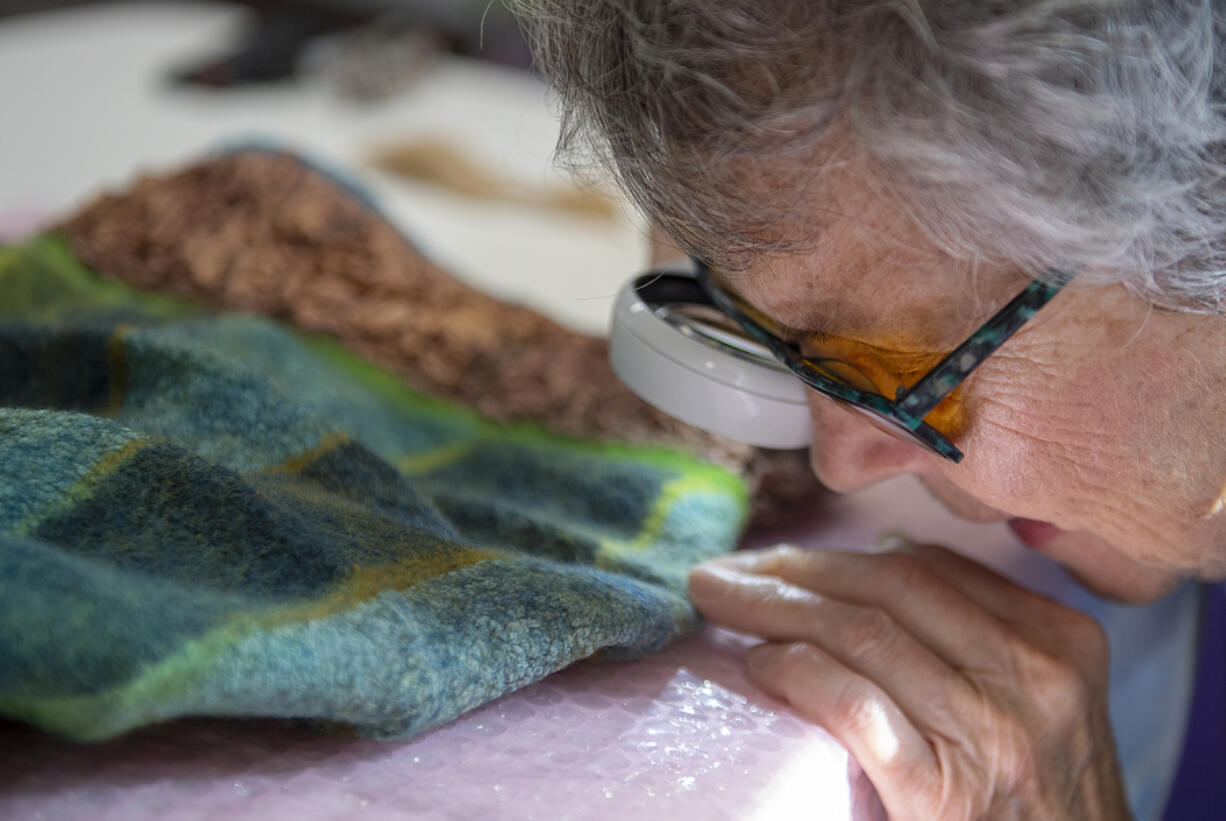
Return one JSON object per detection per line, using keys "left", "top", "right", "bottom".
{"left": 609, "top": 260, "right": 812, "bottom": 449}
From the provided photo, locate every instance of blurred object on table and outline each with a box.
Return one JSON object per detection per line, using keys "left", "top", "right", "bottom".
{"left": 0, "top": 0, "right": 530, "bottom": 98}
{"left": 300, "top": 13, "right": 443, "bottom": 101}
{"left": 0, "top": 0, "right": 91, "bottom": 18}
{"left": 370, "top": 136, "right": 621, "bottom": 220}
{"left": 169, "top": 0, "right": 530, "bottom": 98}
{"left": 170, "top": 5, "right": 358, "bottom": 88}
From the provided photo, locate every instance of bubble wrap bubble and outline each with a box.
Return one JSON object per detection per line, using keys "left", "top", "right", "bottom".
{"left": 0, "top": 626, "right": 864, "bottom": 821}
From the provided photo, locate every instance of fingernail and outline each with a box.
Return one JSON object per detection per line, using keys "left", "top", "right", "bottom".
{"left": 704, "top": 543, "right": 798, "bottom": 569}
{"left": 701, "top": 548, "right": 758, "bottom": 567}
{"left": 873, "top": 530, "right": 915, "bottom": 553}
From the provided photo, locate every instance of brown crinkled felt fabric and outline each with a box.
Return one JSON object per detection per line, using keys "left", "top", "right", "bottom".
{"left": 58, "top": 151, "right": 821, "bottom": 525}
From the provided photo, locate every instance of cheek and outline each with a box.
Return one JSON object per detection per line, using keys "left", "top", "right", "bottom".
{"left": 943, "top": 388, "right": 1058, "bottom": 507}
{"left": 935, "top": 356, "right": 1130, "bottom": 521}
{"left": 942, "top": 344, "right": 1213, "bottom": 568}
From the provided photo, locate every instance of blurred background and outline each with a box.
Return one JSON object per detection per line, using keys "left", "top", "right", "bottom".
{"left": 0, "top": 0, "right": 647, "bottom": 333}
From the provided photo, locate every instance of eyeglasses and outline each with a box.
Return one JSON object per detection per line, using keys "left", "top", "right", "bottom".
{"left": 687, "top": 259, "right": 1075, "bottom": 463}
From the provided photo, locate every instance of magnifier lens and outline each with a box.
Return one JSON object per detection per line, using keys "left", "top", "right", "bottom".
{"left": 801, "top": 356, "right": 880, "bottom": 394}
{"left": 653, "top": 303, "right": 786, "bottom": 367}
{"left": 613, "top": 269, "right": 813, "bottom": 449}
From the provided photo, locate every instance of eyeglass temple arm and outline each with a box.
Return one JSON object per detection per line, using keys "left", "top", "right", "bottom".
{"left": 893, "top": 270, "right": 1075, "bottom": 428}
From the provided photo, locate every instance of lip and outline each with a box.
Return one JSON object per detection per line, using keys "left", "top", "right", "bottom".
{"left": 1007, "top": 517, "right": 1065, "bottom": 550}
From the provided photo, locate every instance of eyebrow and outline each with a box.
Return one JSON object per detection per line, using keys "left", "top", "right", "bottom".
{"left": 712, "top": 270, "right": 963, "bottom": 355}
{"left": 708, "top": 270, "right": 821, "bottom": 344}
{"left": 761, "top": 316, "right": 813, "bottom": 344}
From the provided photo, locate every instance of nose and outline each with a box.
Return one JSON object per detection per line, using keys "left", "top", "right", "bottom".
{"left": 806, "top": 394, "right": 930, "bottom": 493}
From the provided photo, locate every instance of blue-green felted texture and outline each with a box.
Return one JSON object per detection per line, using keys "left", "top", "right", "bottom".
{"left": 0, "top": 235, "right": 749, "bottom": 741}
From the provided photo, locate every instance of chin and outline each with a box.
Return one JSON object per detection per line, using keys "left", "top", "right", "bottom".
{"left": 916, "top": 477, "right": 1184, "bottom": 604}
{"left": 1063, "top": 565, "right": 1182, "bottom": 605}
{"left": 1032, "top": 529, "right": 1184, "bottom": 604}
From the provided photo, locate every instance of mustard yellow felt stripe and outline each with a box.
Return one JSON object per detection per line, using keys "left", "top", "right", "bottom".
{"left": 260, "top": 432, "right": 353, "bottom": 475}
{"left": 12, "top": 437, "right": 153, "bottom": 539}
{"left": 396, "top": 438, "right": 480, "bottom": 475}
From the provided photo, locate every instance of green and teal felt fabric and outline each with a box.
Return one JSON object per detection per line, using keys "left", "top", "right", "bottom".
{"left": 0, "top": 236, "right": 748, "bottom": 742}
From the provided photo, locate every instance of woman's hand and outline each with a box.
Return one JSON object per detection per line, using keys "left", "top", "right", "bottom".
{"left": 688, "top": 541, "right": 1131, "bottom": 820}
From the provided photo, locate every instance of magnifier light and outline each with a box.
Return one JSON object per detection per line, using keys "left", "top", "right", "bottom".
{"left": 608, "top": 261, "right": 812, "bottom": 449}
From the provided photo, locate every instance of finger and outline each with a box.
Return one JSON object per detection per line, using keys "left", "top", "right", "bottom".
{"left": 747, "top": 641, "right": 942, "bottom": 820}
{"left": 688, "top": 563, "right": 973, "bottom": 725}
{"left": 900, "top": 542, "right": 1103, "bottom": 648}
{"left": 698, "top": 546, "right": 1013, "bottom": 669}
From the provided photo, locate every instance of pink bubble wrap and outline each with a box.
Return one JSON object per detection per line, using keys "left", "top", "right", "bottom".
{"left": 0, "top": 625, "right": 869, "bottom": 820}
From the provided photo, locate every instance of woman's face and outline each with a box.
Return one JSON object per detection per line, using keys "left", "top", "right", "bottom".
{"left": 720, "top": 158, "right": 1226, "bottom": 603}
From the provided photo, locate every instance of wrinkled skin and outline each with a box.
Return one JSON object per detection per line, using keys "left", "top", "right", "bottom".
{"left": 690, "top": 543, "right": 1129, "bottom": 820}
{"left": 676, "top": 149, "right": 1226, "bottom": 818}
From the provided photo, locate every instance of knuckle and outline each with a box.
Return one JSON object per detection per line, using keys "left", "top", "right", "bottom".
{"left": 1047, "top": 666, "right": 1093, "bottom": 723}
{"left": 1011, "top": 638, "right": 1094, "bottom": 723}
{"left": 1062, "top": 609, "right": 1110, "bottom": 667}
{"left": 872, "top": 550, "right": 933, "bottom": 590}
{"left": 840, "top": 607, "right": 899, "bottom": 662}
{"left": 872, "top": 550, "right": 950, "bottom": 603}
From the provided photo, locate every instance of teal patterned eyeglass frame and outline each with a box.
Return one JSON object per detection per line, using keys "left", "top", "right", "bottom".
{"left": 693, "top": 259, "right": 1075, "bottom": 463}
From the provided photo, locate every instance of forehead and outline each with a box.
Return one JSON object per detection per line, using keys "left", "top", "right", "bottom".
{"left": 711, "top": 146, "right": 1034, "bottom": 348}
{"left": 722, "top": 223, "right": 998, "bottom": 351}
{"left": 705, "top": 143, "right": 1028, "bottom": 349}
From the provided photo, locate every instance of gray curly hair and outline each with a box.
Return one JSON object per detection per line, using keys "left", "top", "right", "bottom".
{"left": 509, "top": 0, "right": 1226, "bottom": 313}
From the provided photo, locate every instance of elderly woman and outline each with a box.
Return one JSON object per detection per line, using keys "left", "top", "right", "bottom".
{"left": 509, "top": 1, "right": 1226, "bottom": 818}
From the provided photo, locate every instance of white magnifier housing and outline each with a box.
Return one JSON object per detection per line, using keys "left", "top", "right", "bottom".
{"left": 609, "top": 261, "right": 812, "bottom": 449}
